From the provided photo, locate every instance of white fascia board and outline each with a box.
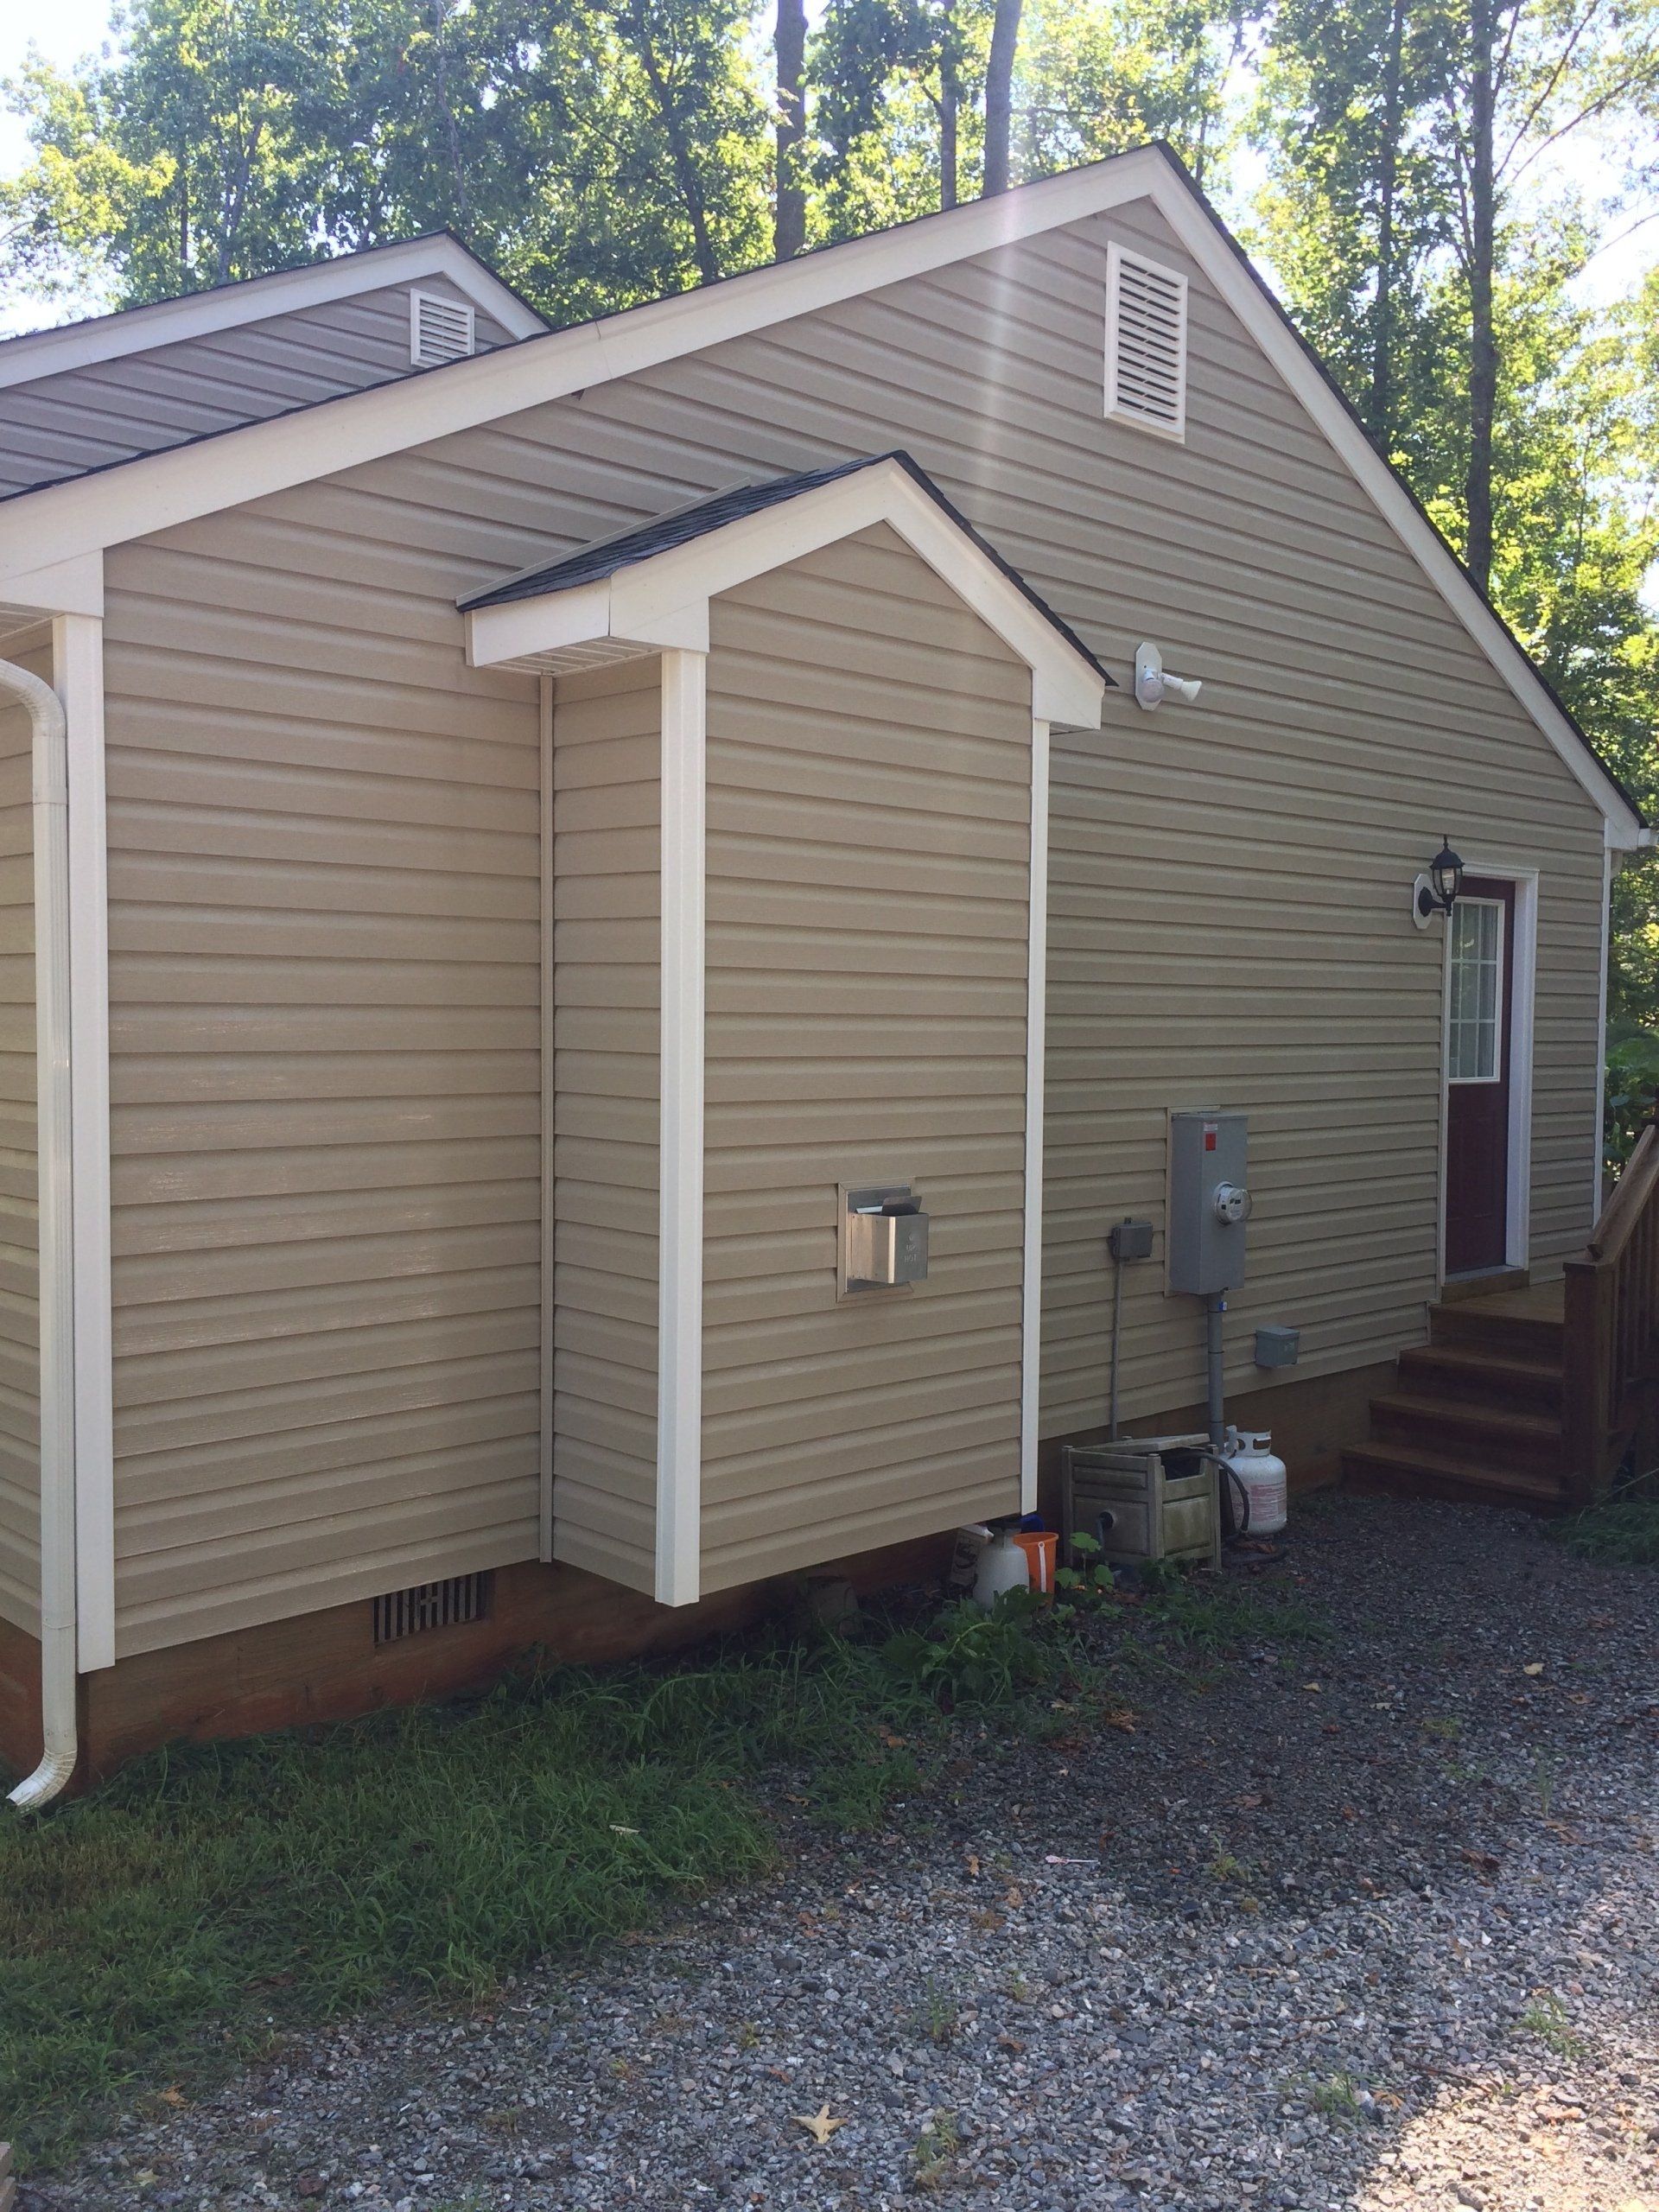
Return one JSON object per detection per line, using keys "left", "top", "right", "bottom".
{"left": 467, "top": 458, "right": 1106, "bottom": 722}
{"left": 0, "top": 552, "right": 104, "bottom": 622}
{"left": 0, "top": 237, "right": 542, "bottom": 395}
{"left": 1134, "top": 174, "right": 1641, "bottom": 842}
{"left": 0, "top": 149, "right": 1172, "bottom": 582}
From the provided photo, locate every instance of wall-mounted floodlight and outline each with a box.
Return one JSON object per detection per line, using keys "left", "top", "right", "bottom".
{"left": 1411, "top": 837, "right": 1465, "bottom": 929}
{"left": 1134, "top": 640, "right": 1203, "bottom": 710}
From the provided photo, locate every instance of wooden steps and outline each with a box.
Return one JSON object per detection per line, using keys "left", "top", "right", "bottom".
{"left": 1342, "top": 1282, "right": 1570, "bottom": 1514}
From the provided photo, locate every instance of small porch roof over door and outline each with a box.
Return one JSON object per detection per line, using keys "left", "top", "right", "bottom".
{"left": 459, "top": 450, "right": 1109, "bottom": 731}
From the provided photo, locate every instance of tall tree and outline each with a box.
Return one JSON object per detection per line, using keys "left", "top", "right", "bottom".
{"left": 1262, "top": 0, "right": 1659, "bottom": 588}
{"left": 981, "top": 0, "right": 1022, "bottom": 194}
{"left": 1, "top": 0, "right": 774, "bottom": 321}
{"left": 774, "top": 0, "right": 807, "bottom": 254}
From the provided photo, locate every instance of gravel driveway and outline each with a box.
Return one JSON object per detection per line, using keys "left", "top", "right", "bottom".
{"left": 22, "top": 1493, "right": 1659, "bottom": 2212}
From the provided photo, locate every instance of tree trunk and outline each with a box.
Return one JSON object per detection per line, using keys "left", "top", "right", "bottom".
{"left": 432, "top": 0, "right": 473, "bottom": 227}
{"left": 1370, "top": 0, "right": 1407, "bottom": 446}
{"left": 938, "top": 0, "right": 959, "bottom": 210}
{"left": 622, "top": 7, "right": 720, "bottom": 284}
{"left": 982, "top": 0, "right": 1022, "bottom": 196}
{"left": 1465, "top": 0, "right": 1498, "bottom": 594}
{"left": 774, "top": 0, "right": 806, "bottom": 258}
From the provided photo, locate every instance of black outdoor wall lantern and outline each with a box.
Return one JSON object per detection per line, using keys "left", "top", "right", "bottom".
{"left": 1411, "top": 837, "right": 1465, "bottom": 929}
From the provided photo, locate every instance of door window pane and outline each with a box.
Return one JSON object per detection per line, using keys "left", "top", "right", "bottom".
{"left": 1448, "top": 899, "right": 1503, "bottom": 1083}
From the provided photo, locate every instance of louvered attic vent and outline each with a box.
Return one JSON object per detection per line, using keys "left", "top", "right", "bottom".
{"left": 410, "top": 288, "right": 477, "bottom": 366}
{"left": 372, "top": 1571, "right": 492, "bottom": 1645}
{"left": 1104, "top": 243, "right": 1187, "bottom": 441}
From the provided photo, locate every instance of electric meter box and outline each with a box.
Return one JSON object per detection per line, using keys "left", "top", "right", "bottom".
{"left": 1166, "top": 1110, "right": 1250, "bottom": 1295}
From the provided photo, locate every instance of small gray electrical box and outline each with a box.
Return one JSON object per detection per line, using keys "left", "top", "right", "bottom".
{"left": 1255, "top": 1325, "right": 1300, "bottom": 1369}
{"left": 1108, "top": 1217, "right": 1154, "bottom": 1262}
{"left": 1166, "top": 1110, "right": 1250, "bottom": 1295}
{"left": 840, "top": 1182, "right": 929, "bottom": 1294}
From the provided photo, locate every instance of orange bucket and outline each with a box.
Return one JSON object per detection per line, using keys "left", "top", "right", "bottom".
{"left": 1013, "top": 1529, "right": 1058, "bottom": 1599}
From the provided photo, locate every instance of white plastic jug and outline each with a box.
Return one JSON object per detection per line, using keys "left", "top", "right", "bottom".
{"left": 971, "top": 1529, "right": 1031, "bottom": 1611}
{"left": 1225, "top": 1428, "right": 1288, "bottom": 1536}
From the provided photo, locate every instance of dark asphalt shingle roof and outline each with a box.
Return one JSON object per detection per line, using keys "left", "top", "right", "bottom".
{"left": 456, "top": 449, "right": 1112, "bottom": 686}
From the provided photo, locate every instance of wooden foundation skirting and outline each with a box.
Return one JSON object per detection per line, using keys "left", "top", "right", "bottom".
{"left": 0, "top": 1357, "right": 1392, "bottom": 1790}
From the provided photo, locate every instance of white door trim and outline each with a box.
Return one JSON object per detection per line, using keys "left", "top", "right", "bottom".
{"left": 1438, "top": 863, "right": 1537, "bottom": 1281}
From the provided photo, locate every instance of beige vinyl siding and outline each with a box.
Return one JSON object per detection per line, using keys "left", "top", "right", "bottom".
{"left": 98, "top": 181, "right": 1611, "bottom": 1652}
{"left": 0, "top": 641, "right": 39, "bottom": 1631}
{"left": 102, "top": 513, "right": 542, "bottom": 1657}
{"left": 0, "top": 277, "right": 517, "bottom": 499}
{"left": 327, "top": 190, "right": 1599, "bottom": 1446}
{"left": 699, "top": 524, "right": 1029, "bottom": 1590}
{"left": 549, "top": 658, "right": 660, "bottom": 1592}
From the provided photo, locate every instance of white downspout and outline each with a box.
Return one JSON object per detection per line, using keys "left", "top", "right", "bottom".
{"left": 0, "top": 656, "right": 76, "bottom": 1810}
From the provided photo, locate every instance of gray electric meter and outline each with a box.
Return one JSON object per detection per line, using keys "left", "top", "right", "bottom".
{"left": 1166, "top": 1111, "right": 1250, "bottom": 1294}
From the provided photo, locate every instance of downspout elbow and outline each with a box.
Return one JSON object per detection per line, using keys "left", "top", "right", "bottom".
{"left": 0, "top": 653, "right": 76, "bottom": 1812}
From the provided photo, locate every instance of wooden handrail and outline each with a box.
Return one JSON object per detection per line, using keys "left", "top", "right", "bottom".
{"left": 1565, "top": 1121, "right": 1659, "bottom": 1499}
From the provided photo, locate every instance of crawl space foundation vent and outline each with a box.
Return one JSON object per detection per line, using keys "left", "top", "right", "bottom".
{"left": 372, "top": 1571, "right": 492, "bottom": 1646}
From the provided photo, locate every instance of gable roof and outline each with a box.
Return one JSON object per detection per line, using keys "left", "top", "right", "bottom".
{"left": 0, "top": 145, "right": 1639, "bottom": 843}
{"left": 0, "top": 230, "right": 546, "bottom": 393}
{"left": 461, "top": 449, "right": 1109, "bottom": 728}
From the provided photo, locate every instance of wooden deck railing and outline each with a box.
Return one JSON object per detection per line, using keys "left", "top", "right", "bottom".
{"left": 1563, "top": 1121, "right": 1659, "bottom": 1500}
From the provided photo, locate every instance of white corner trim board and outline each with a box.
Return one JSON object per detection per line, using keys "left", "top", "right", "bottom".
{"left": 0, "top": 233, "right": 543, "bottom": 392}
{"left": 655, "top": 649, "right": 707, "bottom": 1608}
{"left": 1020, "top": 715, "right": 1051, "bottom": 1515}
{"left": 467, "top": 457, "right": 1107, "bottom": 732}
{"left": 0, "top": 144, "right": 1637, "bottom": 842}
{"left": 54, "top": 612, "right": 115, "bottom": 1675}
{"left": 537, "top": 674, "right": 556, "bottom": 1566}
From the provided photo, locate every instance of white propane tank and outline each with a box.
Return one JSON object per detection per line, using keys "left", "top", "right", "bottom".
{"left": 1225, "top": 1428, "right": 1287, "bottom": 1536}
{"left": 972, "top": 1529, "right": 1031, "bottom": 1611}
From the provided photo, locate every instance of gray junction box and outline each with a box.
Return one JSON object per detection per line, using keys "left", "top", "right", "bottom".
{"left": 1166, "top": 1111, "right": 1250, "bottom": 1295}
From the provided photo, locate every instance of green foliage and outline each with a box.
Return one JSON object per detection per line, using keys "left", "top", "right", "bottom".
{"left": 1548, "top": 1493, "right": 1659, "bottom": 1566}
{"left": 880, "top": 1587, "right": 1075, "bottom": 1705}
{"left": 1518, "top": 1991, "right": 1586, "bottom": 2056}
{"left": 1310, "top": 2070, "right": 1363, "bottom": 2117}
{"left": 1137, "top": 1567, "right": 1331, "bottom": 1652}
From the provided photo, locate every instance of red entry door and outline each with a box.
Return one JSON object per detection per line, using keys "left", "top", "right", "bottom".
{"left": 1443, "top": 876, "right": 1516, "bottom": 1276}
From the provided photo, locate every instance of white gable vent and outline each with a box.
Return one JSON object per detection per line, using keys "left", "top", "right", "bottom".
{"left": 410, "top": 288, "right": 476, "bottom": 367}
{"left": 1104, "top": 242, "right": 1187, "bottom": 441}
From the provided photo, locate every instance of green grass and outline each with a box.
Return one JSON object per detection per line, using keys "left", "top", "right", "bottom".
{"left": 2, "top": 1598, "right": 1096, "bottom": 2171}
{"left": 1548, "top": 1496, "right": 1659, "bottom": 1566}
{"left": 1136, "top": 1575, "right": 1331, "bottom": 1654}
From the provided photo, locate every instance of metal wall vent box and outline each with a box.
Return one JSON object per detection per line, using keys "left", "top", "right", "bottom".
{"left": 840, "top": 1181, "right": 929, "bottom": 1294}
{"left": 1061, "top": 1433, "right": 1222, "bottom": 1571}
{"left": 1254, "top": 1325, "right": 1301, "bottom": 1368}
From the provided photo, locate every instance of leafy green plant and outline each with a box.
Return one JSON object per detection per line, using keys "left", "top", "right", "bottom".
{"left": 1603, "top": 1020, "right": 1659, "bottom": 1179}
{"left": 1548, "top": 1495, "right": 1659, "bottom": 1567}
{"left": 1310, "top": 2072, "right": 1362, "bottom": 2118}
{"left": 1519, "top": 1993, "right": 1585, "bottom": 2057}
{"left": 879, "top": 1591, "right": 1071, "bottom": 1708}
{"left": 914, "top": 2109, "right": 962, "bottom": 2189}
{"left": 913, "top": 1976, "right": 960, "bottom": 2045}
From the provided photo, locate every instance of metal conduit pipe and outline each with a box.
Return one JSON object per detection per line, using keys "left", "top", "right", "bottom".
{"left": 0, "top": 653, "right": 76, "bottom": 1811}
